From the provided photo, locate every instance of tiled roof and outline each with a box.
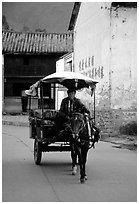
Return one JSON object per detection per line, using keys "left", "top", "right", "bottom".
{"left": 2, "top": 30, "right": 74, "bottom": 54}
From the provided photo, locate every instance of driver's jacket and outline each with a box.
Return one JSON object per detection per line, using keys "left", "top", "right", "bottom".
{"left": 59, "top": 97, "right": 90, "bottom": 119}
{"left": 56, "top": 97, "right": 100, "bottom": 144}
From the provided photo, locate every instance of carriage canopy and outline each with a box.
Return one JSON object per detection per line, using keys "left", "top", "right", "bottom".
{"left": 25, "top": 71, "right": 98, "bottom": 96}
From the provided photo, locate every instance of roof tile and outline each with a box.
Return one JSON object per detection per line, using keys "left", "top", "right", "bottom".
{"left": 2, "top": 30, "right": 74, "bottom": 54}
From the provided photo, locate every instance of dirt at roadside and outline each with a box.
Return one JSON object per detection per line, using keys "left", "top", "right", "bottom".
{"left": 101, "top": 135, "right": 137, "bottom": 151}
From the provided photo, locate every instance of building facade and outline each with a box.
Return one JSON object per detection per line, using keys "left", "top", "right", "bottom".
{"left": 55, "top": 52, "right": 74, "bottom": 110}
{"left": 2, "top": 30, "right": 74, "bottom": 112}
{"left": 69, "top": 2, "right": 137, "bottom": 135}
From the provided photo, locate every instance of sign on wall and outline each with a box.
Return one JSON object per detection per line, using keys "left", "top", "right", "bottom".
{"left": 78, "top": 55, "right": 104, "bottom": 79}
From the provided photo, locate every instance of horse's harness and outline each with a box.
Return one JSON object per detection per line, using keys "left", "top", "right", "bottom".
{"left": 70, "top": 112, "right": 85, "bottom": 140}
{"left": 69, "top": 112, "right": 95, "bottom": 148}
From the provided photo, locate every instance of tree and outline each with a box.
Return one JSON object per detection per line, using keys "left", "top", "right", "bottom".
{"left": 35, "top": 28, "right": 47, "bottom": 32}
{"left": 22, "top": 26, "right": 30, "bottom": 32}
{"left": 2, "top": 15, "right": 9, "bottom": 30}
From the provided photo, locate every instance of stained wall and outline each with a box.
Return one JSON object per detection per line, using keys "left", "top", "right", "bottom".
{"left": 73, "top": 2, "right": 137, "bottom": 135}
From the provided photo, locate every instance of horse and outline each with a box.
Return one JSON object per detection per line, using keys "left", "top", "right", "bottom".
{"left": 69, "top": 112, "right": 94, "bottom": 183}
{"left": 54, "top": 111, "right": 100, "bottom": 183}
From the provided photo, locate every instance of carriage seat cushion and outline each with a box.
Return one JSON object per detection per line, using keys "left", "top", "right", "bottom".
{"left": 31, "top": 109, "right": 59, "bottom": 120}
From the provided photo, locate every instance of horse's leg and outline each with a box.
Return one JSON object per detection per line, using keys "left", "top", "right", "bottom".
{"left": 81, "top": 142, "right": 89, "bottom": 180}
{"left": 75, "top": 144, "right": 85, "bottom": 183}
{"left": 70, "top": 142, "right": 77, "bottom": 175}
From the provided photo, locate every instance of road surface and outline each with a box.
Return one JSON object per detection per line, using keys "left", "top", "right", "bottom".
{"left": 2, "top": 125, "right": 137, "bottom": 202}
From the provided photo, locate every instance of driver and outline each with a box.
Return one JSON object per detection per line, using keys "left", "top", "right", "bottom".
{"left": 54, "top": 89, "right": 90, "bottom": 140}
{"left": 59, "top": 89, "right": 90, "bottom": 119}
{"left": 58, "top": 89, "right": 90, "bottom": 175}
{"left": 58, "top": 89, "right": 100, "bottom": 145}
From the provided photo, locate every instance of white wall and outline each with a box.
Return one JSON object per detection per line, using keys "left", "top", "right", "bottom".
{"left": 74, "top": 2, "right": 111, "bottom": 110}
{"left": 56, "top": 58, "right": 64, "bottom": 72}
{"left": 110, "top": 6, "right": 137, "bottom": 109}
{"left": 73, "top": 2, "right": 137, "bottom": 111}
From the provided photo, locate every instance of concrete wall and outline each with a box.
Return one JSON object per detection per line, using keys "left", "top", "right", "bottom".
{"left": 73, "top": 2, "right": 137, "bottom": 135}
{"left": 4, "top": 97, "right": 22, "bottom": 113}
{"left": 110, "top": 6, "right": 137, "bottom": 110}
{"left": 74, "top": 2, "right": 111, "bottom": 109}
{"left": 4, "top": 97, "right": 38, "bottom": 113}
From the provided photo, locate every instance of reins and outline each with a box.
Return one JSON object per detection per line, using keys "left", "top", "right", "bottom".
{"left": 69, "top": 112, "right": 95, "bottom": 149}
{"left": 72, "top": 113, "right": 85, "bottom": 135}
{"left": 70, "top": 112, "right": 87, "bottom": 141}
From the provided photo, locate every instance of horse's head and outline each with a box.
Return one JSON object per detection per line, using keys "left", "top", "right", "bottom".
{"left": 70, "top": 112, "right": 86, "bottom": 141}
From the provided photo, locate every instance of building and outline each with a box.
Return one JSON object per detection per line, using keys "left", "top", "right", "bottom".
{"left": 68, "top": 2, "right": 137, "bottom": 135}
{"left": 2, "top": 30, "right": 74, "bottom": 112}
{"left": 55, "top": 52, "right": 74, "bottom": 110}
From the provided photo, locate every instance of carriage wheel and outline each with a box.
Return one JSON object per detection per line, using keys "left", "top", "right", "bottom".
{"left": 34, "top": 139, "right": 42, "bottom": 165}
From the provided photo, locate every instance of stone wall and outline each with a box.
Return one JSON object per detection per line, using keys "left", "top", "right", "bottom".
{"left": 95, "top": 109, "right": 137, "bottom": 136}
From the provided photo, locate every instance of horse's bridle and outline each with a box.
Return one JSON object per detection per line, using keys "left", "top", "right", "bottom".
{"left": 70, "top": 112, "right": 86, "bottom": 141}
{"left": 69, "top": 112, "right": 96, "bottom": 149}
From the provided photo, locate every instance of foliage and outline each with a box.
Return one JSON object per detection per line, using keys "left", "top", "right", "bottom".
{"left": 2, "top": 15, "right": 9, "bottom": 30}
{"left": 119, "top": 121, "right": 137, "bottom": 135}
{"left": 21, "top": 26, "right": 30, "bottom": 32}
{"left": 2, "top": 15, "right": 47, "bottom": 33}
{"left": 35, "top": 28, "right": 47, "bottom": 32}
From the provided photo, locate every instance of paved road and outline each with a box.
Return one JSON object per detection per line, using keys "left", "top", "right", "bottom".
{"left": 2, "top": 125, "right": 137, "bottom": 202}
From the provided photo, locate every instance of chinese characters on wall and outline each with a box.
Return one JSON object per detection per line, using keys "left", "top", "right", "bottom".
{"left": 78, "top": 56, "right": 104, "bottom": 79}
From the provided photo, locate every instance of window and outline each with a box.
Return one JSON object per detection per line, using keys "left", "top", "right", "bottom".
{"left": 64, "top": 60, "right": 72, "bottom": 71}
{"left": 68, "top": 61, "right": 72, "bottom": 71}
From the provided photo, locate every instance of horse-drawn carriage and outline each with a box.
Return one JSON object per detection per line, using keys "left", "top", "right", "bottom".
{"left": 25, "top": 71, "right": 100, "bottom": 183}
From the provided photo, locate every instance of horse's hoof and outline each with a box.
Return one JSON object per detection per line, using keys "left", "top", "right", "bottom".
{"left": 72, "top": 171, "right": 76, "bottom": 175}
{"left": 72, "top": 166, "right": 77, "bottom": 175}
{"left": 80, "top": 178, "right": 85, "bottom": 183}
{"left": 85, "top": 175, "right": 88, "bottom": 180}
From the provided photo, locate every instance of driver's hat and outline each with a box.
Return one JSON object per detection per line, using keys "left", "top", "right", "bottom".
{"left": 67, "top": 89, "right": 76, "bottom": 94}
